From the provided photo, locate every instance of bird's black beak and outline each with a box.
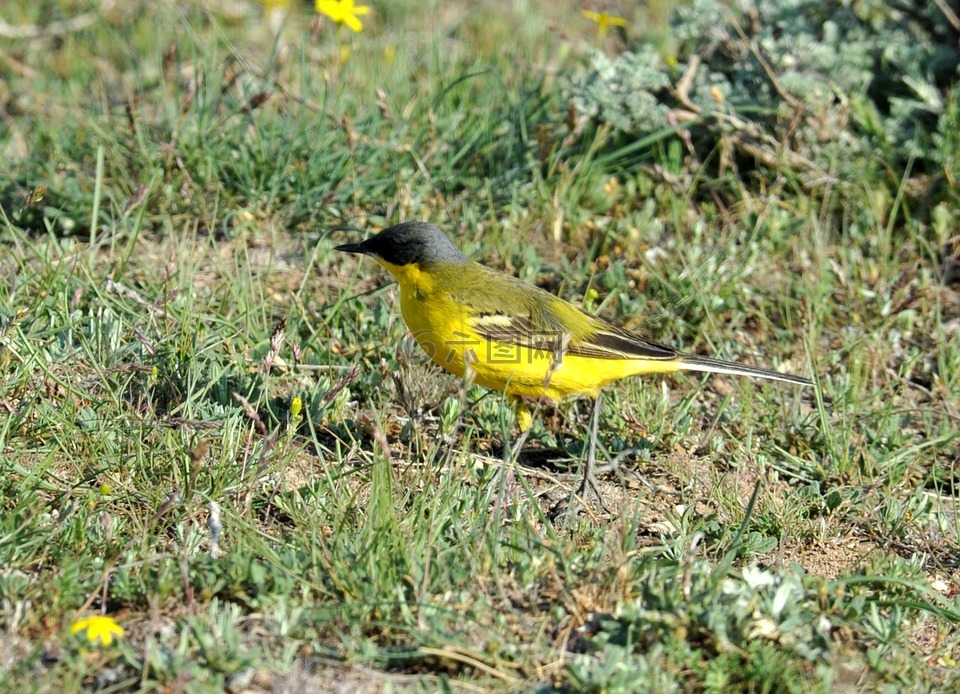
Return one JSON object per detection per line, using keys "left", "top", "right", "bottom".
{"left": 334, "top": 241, "right": 368, "bottom": 255}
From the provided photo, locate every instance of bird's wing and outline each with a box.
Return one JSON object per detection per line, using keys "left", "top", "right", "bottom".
{"left": 446, "top": 267, "right": 678, "bottom": 362}
{"left": 470, "top": 310, "right": 680, "bottom": 363}
{"left": 443, "top": 268, "right": 572, "bottom": 357}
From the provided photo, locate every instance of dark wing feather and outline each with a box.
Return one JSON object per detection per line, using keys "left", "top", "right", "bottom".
{"left": 566, "top": 323, "right": 679, "bottom": 361}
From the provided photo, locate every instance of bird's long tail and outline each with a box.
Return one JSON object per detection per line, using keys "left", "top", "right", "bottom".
{"left": 678, "top": 353, "right": 813, "bottom": 387}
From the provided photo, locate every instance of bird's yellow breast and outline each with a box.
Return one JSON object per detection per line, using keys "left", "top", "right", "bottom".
{"left": 379, "top": 259, "right": 670, "bottom": 401}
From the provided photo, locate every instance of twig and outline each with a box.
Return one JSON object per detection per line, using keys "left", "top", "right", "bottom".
{"left": 673, "top": 55, "right": 702, "bottom": 114}
{"left": 934, "top": 0, "right": 960, "bottom": 32}
{"left": 730, "top": 19, "right": 804, "bottom": 111}
{"left": 0, "top": 11, "right": 98, "bottom": 39}
{"left": 105, "top": 279, "right": 175, "bottom": 320}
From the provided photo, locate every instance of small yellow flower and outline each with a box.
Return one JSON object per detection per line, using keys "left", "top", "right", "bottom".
{"left": 583, "top": 9, "right": 628, "bottom": 38}
{"left": 316, "top": 0, "right": 370, "bottom": 32}
{"left": 70, "top": 615, "right": 125, "bottom": 646}
{"left": 290, "top": 396, "right": 302, "bottom": 418}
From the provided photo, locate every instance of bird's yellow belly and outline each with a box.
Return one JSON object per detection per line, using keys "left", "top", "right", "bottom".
{"left": 399, "top": 289, "right": 671, "bottom": 401}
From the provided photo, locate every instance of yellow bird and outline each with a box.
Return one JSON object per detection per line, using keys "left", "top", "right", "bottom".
{"left": 336, "top": 221, "right": 813, "bottom": 495}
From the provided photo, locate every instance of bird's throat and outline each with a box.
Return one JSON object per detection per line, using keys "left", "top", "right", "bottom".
{"left": 377, "top": 259, "right": 436, "bottom": 300}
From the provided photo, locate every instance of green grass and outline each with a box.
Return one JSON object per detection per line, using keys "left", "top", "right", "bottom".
{"left": 2, "top": 0, "right": 959, "bottom": 690}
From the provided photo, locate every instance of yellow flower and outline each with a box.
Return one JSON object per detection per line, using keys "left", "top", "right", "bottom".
{"left": 316, "top": 0, "right": 370, "bottom": 32}
{"left": 583, "top": 9, "right": 628, "bottom": 38}
{"left": 70, "top": 615, "right": 125, "bottom": 646}
{"left": 290, "top": 396, "right": 302, "bottom": 418}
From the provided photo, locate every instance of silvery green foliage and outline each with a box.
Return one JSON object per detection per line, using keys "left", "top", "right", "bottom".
{"left": 568, "top": 563, "right": 834, "bottom": 691}
{"left": 567, "top": 0, "right": 959, "bottom": 181}
{"left": 570, "top": 46, "right": 673, "bottom": 133}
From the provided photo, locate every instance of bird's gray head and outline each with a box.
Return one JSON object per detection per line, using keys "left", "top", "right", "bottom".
{"left": 335, "top": 222, "right": 467, "bottom": 267}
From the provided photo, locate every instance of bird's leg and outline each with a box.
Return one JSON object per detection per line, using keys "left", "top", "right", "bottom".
{"left": 578, "top": 394, "right": 603, "bottom": 503}
{"left": 505, "top": 396, "right": 537, "bottom": 463}
{"left": 512, "top": 397, "right": 534, "bottom": 435}
{"left": 508, "top": 419, "right": 533, "bottom": 461}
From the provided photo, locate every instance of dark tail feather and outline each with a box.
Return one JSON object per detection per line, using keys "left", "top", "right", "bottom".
{"left": 678, "top": 353, "right": 813, "bottom": 387}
